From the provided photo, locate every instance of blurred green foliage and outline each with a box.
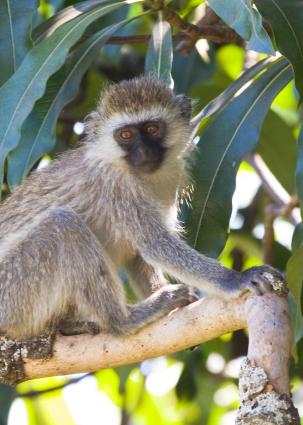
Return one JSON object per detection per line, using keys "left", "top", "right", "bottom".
{"left": 1, "top": 0, "right": 303, "bottom": 424}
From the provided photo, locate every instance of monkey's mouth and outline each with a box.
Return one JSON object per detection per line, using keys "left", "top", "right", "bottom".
{"left": 133, "top": 159, "right": 164, "bottom": 173}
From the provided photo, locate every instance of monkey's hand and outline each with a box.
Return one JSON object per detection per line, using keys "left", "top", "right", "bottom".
{"left": 165, "top": 283, "right": 200, "bottom": 307}
{"left": 122, "top": 284, "right": 199, "bottom": 335}
{"left": 236, "top": 265, "right": 287, "bottom": 298}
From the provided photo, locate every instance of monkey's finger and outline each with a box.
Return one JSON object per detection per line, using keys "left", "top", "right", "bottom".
{"left": 188, "top": 287, "right": 201, "bottom": 302}
{"left": 245, "top": 282, "right": 263, "bottom": 296}
{"left": 249, "top": 277, "right": 273, "bottom": 295}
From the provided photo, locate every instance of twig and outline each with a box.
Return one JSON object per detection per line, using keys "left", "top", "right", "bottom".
{"left": 82, "top": 30, "right": 238, "bottom": 46}
{"left": 248, "top": 153, "right": 300, "bottom": 225}
{"left": 18, "top": 373, "right": 92, "bottom": 398}
{"left": 162, "top": 8, "right": 241, "bottom": 44}
{"left": 263, "top": 205, "right": 275, "bottom": 264}
{"left": 105, "top": 34, "right": 187, "bottom": 44}
{"left": 176, "top": 7, "right": 220, "bottom": 53}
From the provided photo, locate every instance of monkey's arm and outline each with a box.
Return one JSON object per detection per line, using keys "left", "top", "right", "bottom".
{"left": 126, "top": 203, "right": 277, "bottom": 299}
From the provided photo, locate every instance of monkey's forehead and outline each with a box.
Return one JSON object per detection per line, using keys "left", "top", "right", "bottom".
{"left": 98, "top": 76, "right": 178, "bottom": 116}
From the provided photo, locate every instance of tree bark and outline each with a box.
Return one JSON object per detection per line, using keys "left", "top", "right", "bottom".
{"left": 236, "top": 295, "right": 299, "bottom": 424}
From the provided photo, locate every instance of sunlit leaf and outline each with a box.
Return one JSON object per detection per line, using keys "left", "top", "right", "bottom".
{"left": 179, "top": 0, "right": 205, "bottom": 18}
{"left": 190, "top": 57, "right": 273, "bottom": 134}
{"left": 33, "top": 0, "right": 111, "bottom": 43}
{"left": 30, "top": 392, "right": 75, "bottom": 425}
{"left": 208, "top": 0, "right": 275, "bottom": 54}
{"left": 124, "top": 368, "right": 144, "bottom": 412}
{"left": 186, "top": 58, "right": 292, "bottom": 256}
{"left": 96, "top": 369, "right": 122, "bottom": 407}
{"left": 216, "top": 45, "right": 244, "bottom": 80}
{"left": 0, "top": 0, "right": 38, "bottom": 85}
{"left": 145, "top": 14, "right": 173, "bottom": 87}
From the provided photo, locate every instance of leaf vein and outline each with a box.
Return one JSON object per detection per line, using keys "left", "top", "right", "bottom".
{"left": 6, "top": 0, "right": 16, "bottom": 71}
{"left": 193, "top": 63, "right": 291, "bottom": 248}
{"left": 268, "top": 0, "right": 303, "bottom": 63}
{"left": 0, "top": 1, "right": 125, "bottom": 155}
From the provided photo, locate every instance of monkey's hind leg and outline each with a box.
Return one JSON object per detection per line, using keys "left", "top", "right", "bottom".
{"left": 0, "top": 207, "right": 196, "bottom": 339}
{"left": 0, "top": 207, "right": 127, "bottom": 339}
{"left": 58, "top": 319, "right": 101, "bottom": 336}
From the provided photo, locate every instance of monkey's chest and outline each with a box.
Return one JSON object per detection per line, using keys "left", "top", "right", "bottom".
{"left": 88, "top": 217, "right": 135, "bottom": 266}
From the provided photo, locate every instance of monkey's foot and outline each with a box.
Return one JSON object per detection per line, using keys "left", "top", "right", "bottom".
{"left": 58, "top": 320, "right": 101, "bottom": 336}
{"left": 163, "top": 283, "right": 200, "bottom": 307}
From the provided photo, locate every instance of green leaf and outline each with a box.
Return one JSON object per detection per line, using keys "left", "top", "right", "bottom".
{"left": 287, "top": 223, "right": 303, "bottom": 347}
{"left": 0, "top": 0, "right": 137, "bottom": 190}
{"left": 186, "top": 58, "right": 292, "bottom": 257}
{"left": 144, "top": 14, "right": 173, "bottom": 87}
{"left": 191, "top": 57, "right": 273, "bottom": 131}
{"left": 296, "top": 126, "right": 303, "bottom": 215}
{"left": 288, "top": 293, "right": 303, "bottom": 361}
{"left": 287, "top": 237, "right": 303, "bottom": 305}
{"left": 96, "top": 369, "right": 122, "bottom": 407}
{"left": 0, "top": 0, "right": 38, "bottom": 85}
{"left": 254, "top": 0, "right": 303, "bottom": 102}
{"left": 7, "top": 15, "right": 141, "bottom": 188}
{"left": 292, "top": 222, "right": 303, "bottom": 252}
{"left": 287, "top": 127, "right": 303, "bottom": 348}
{"left": 208, "top": 0, "right": 275, "bottom": 54}
{"left": 173, "top": 49, "right": 216, "bottom": 95}
{"left": 257, "top": 110, "right": 296, "bottom": 194}
{"left": 0, "top": 384, "right": 16, "bottom": 425}
{"left": 179, "top": 0, "right": 205, "bottom": 18}
{"left": 216, "top": 45, "right": 245, "bottom": 80}
{"left": 33, "top": 0, "right": 110, "bottom": 43}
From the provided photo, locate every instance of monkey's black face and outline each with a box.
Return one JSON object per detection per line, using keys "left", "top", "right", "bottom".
{"left": 114, "top": 120, "right": 167, "bottom": 173}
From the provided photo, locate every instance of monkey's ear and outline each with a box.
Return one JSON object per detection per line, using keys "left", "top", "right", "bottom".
{"left": 83, "top": 111, "right": 101, "bottom": 136}
{"left": 175, "top": 95, "right": 192, "bottom": 120}
{"left": 84, "top": 111, "right": 100, "bottom": 124}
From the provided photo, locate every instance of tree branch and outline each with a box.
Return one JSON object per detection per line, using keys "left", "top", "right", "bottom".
{"left": 23, "top": 296, "right": 245, "bottom": 379}
{"left": 105, "top": 34, "right": 189, "bottom": 45}
{"left": 236, "top": 293, "right": 299, "bottom": 423}
{"left": 0, "top": 277, "right": 299, "bottom": 422}
{"left": 162, "top": 8, "right": 241, "bottom": 44}
{"left": 176, "top": 7, "right": 220, "bottom": 53}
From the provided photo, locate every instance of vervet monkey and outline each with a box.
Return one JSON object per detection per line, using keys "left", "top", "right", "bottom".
{"left": 0, "top": 76, "right": 276, "bottom": 339}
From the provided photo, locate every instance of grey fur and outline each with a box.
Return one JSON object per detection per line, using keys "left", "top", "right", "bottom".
{"left": 0, "top": 76, "right": 276, "bottom": 339}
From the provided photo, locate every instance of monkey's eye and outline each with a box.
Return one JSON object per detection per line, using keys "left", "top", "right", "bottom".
{"left": 118, "top": 128, "right": 134, "bottom": 141}
{"left": 144, "top": 123, "right": 159, "bottom": 135}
